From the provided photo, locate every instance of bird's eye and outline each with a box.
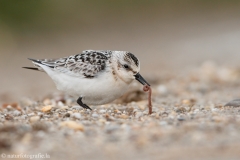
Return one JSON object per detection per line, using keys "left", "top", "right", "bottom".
{"left": 123, "top": 64, "right": 129, "bottom": 69}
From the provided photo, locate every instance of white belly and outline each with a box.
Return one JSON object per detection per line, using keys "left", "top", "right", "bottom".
{"left": 42, "top": 66, "right": 130, "bottom": 105}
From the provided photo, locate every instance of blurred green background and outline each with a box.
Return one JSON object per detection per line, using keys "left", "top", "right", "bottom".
{"left": 0, "top": 0, "right": 240, "bottom": 102}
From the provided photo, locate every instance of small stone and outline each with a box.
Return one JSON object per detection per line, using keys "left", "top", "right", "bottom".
{"left": 60, "top": 121, "right": 84, "bottom": 131}
{"left": 63, "top": 113, "right": 71, "bottom": 118}
{"left": 2, "top": 103, "right": 9, "bottom": 108}
{"left": 72, "top": 113, "right": 81, "bottom": 119}
{"left": 193, "top": 109, "right": 200, "bottom": 113}
{"left": 27, "top": 113, "right": 35, "bottom": 116}
{"left": 211, "top": 108, "right": 219, "bottom": 112}
{"left": 57, "top": 101, "right": 64, "bottom": 107}
{"left": 118, "top": 114, "right": 129, "bottom": 119}
{"left": 99, "top": 109, "right": 106, "bottom": 114}
{"left": 182, "top": 99, "right": 196, "bottom": 105}
{"left": 176, "top": 107, "right": 187, "bottom": 113}
{"left": 11, "top": 103, "right": 22, "bottom": 111}
{"left": 169, "top": 111, "right": 177, "bottom": 119}
{"left": 177, "top": 115, "right": 185, "bottom": 121}
{"left": 225, "top": 99, "right": 240, "bottom": 107}
{"left": 5, "top": 114, "right": 13, "bottom": 120}
{"left": 134, "top": 111, "right": 143, "bottom": 118}
{"left": 67, "top": 111, "right": 73, "bottom": 115}
{"left": 30, "top": 116, "right": 40, "bottom": 123}
{"left": 72, "top": 105, "right": 82, "bottom": 110}
{"left": 13, "top": 110, "right": 21, "bottom": 116}
{"left": 60, "top": 106, "right": 69, "bottom": 110}
{"left": 136, "top": 101, "right": 147, "bottom": 110}
{"left": 20, "top": 115, "right": 27, "bottom": 120}
{"left": 159, "top": 112, "right": 168, "bottom": 118}
{"left": 10, "top": 103, "right": 18, "bottom": 108}
{"left": 92, "top": 113, "right": 99, "bottom": 118}
{"left": 99, "top": 119, "right": 106, "bottom": 123}
{"left": 3, "top": 103, "right": 21, "bottom": 111}
{"left": 37, "top": 112, "right": 43, "bottom": 116}
{"left": 41, "top": 105, "right": 52, "bottom": 112}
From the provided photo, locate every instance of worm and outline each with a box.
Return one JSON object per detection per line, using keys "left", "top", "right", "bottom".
{"left": 143, "top": 85, "right": 152, "bottom": 115}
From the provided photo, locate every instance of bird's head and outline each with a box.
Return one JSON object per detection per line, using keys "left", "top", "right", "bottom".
{"left": 112, "top": 51, "right": 150, "bottom": 86}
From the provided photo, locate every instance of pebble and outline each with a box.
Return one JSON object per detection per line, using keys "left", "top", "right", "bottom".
{"left": 27, "top": 113, "right": 35, "bottom": 116}
{"left": 13, "top": 110, "right": 21, "bottom": 116}
{"left": 211, "top": 108, "right": 219, "bottom": 112}
{"left": 177, "top": 115, "right": 186, "bottom": 121}
{"left": 193, "top": 109, "right": 200, "bottom": 113}
{"left": 225, "top": 99, "right": 240, "bottom": 107}
{"left": 182, "top": 99, "right": 196, "bottom": 105}
{"left": 99, "top": 109, "right": 106, "bottom": 114}
{"left": 63, "top": 113, "right": 71, "bottom": 118}
{"left": 114, "top": 110, "right": 121, "bottom": 114}
{"left": 118, "top": 114, "right": 129, "bottom": 119}
{"left": 72, "top": 105, "right": 82, "bottom": 110}
{"left": 136, "top": 101, "right": 147, "bottom": 110}
{"left": 72, "top": 113, "right": 81, "bottom": 119}
{"left": 67, "top": 111, "right": 73, "bottom": 115}
{"left": 30, "top": 116, "right": 40, "bottom": 123}
{"left": 134, "top": 112, "right": 143, "bottom": 118}
{"left": 37, "top": 112, "right": 43, "bottom": 116}
{"left": 57, "top": 101, "right": 64, "bottom": 107}
{"left": 176, "top": 107, "right": 187, "bottom": 113}
{"left": 20, "top": 115, "right": 27, "bottom": 120}
{"left": 159, "top": 112, "right": 168, "bottom": 118}
{"left": 41, "top": 105, "right": 52, "bottom": 112}
{"left": 92, "top": 113, "right": 99, "bottom": 118}
{"left": 60, "top": 121, "right": 84, "bottom": 131}
{"left": 60, "top": 106, "right": 69, "bottom": 110}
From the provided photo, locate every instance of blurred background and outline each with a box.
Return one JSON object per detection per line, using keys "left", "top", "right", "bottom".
{"left": 1, "top": 0, "right": 240, "bottom": 103}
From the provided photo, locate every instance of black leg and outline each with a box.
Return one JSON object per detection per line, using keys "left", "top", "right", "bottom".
{"left": 77, "top": 97, "right": 92, "bottom": 110}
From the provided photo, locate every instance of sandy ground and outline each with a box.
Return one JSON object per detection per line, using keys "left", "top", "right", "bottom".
{"left": 1, "top": 62, "right": 240, "bottom": 160}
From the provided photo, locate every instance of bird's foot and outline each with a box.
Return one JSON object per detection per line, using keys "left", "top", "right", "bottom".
{"left": 77, "top": 97, "right": 92, "bottom": 110}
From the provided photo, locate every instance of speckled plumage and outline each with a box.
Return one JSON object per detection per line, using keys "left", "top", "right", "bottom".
{"left": 24, "top": 50, "right": 149, "bottom": 109}
{"left": 33, "top": 50, "right": 113, "bottom": 78}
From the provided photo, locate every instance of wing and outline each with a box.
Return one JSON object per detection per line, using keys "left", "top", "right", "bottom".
{"left": 34, "top": 50, "right": 112, "bottom": 78}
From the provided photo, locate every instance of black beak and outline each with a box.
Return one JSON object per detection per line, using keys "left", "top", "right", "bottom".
{"left": 134, "top": 73, "right": 150, "bottom": 86}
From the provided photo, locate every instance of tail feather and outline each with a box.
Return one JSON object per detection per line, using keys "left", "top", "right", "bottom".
{"left": 22, "top": 67, "right": 44, "bottom": 72}
{"left": 28, "top": 58, "right": 42, "bottom": 64}
{"left": 22, "top": 67, "right": 39, "bottom": 71}
{"left": 28, "top": 58, "right": 54, "bottom": 68}
{"left": 24, "top": 58, "right": 55, "bottom": 72}
{"left": 23, "top": 58, "right": 45, "bottom": 72}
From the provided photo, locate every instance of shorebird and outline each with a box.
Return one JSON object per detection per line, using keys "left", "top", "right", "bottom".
{"left": 24, "top": 50, "right": 150, "bottom": 110}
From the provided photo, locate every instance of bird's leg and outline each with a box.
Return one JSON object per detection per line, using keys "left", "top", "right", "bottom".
{"left": 77, "top": 97, "right": 92, "bottom": 110}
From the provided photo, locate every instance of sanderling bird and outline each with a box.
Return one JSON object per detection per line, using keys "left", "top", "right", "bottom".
{"left": 23, "top": 50, "right": 150, "bottom": 110}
